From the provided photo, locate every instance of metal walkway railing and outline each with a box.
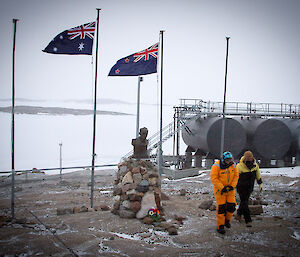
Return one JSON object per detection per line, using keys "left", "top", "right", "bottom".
{"left": 121, "top": 120, "right": 183, "bottom": 160}
{"left": 177, "top": 99, "right": 300, "bottom": 119}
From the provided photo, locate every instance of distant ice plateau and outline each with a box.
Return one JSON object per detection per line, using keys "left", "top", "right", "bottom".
{"left": 0, "top": 97, "right": 133, "bottom": 105}
{"left": 0, "top": 106, "right": 132, "bottom": 116}
{"left": 0, "top": 98, "right": 171, "bottom": 106}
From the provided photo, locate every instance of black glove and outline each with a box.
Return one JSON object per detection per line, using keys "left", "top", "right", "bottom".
{"left": 221, "top": 186, "right": 234, "bottom": 194}
{"left": 221, "top": 187, "right": 228, "bottom": 194}
{"left": 227, "top": 186, "right": 234, "bottom": 191}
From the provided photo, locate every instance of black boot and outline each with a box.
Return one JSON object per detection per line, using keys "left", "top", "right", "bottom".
{"left": 225, "top": 220, "right": 231, "bottom": 228}
{"left": 217, "top": 225, "right": 226, "bottom": 234}
{"left": 246, "top": 221, "right": 252, "bottom": 227}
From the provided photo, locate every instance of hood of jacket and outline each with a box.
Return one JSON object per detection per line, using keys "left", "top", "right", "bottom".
{"left": 239, "top": 156, "right": 258, "bottom": 172}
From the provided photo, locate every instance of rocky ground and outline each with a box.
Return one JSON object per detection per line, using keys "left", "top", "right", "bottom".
{"left": 0, "top": 167, "right": 299, "bottom": 257}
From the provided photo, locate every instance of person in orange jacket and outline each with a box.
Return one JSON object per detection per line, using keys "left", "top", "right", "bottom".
{"left": 210, "top": 151, "right": 239, "bottom": 234}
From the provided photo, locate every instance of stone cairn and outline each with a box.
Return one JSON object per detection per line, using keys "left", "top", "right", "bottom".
{"left": 112, "top": 159, "right": 161, "bottom": 219}
{"left": 111, "top": 158, "right": 162, "bottom": 220}
{"left": 111, "top": 127, "right": 162, "bottom": 220}
{"left": 111, "top": 158, "right": 186, "bottom": 235}
{"left": 111, "top": 128, "right": 184, "bottom": 235}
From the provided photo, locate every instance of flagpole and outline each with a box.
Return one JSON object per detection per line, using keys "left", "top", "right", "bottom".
{"left": 158, "top": 30, "right": 164, "bottom": 176}
{"left": 220, "top": 37, "right": 230, "bottom": 157}
{"left": 91, "top": 8, "right": 101, "bottom": 208}
{"left": 136, "top": 76, "right": 143, "bottom": 138}
{"left": 59, "top": 142, "right": 62, "bottom": 180}
{"left": 11, "top": 18, "right": 18, "bottom": 219}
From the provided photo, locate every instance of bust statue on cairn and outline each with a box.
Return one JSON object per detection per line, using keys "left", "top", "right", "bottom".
{"left": 131, "top": 127, "right": 149, "bottom": 159}
{"left": 111, "top": 127, "right": 162, "bottom": 223}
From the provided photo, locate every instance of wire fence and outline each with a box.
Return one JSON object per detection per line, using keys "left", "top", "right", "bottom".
{"left": 0, "top": 163, "right": 118, "bottom": 175}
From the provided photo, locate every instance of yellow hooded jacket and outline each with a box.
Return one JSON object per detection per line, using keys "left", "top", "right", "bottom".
{"left": 236, "top": 156, "right": 262, "bottom": 191}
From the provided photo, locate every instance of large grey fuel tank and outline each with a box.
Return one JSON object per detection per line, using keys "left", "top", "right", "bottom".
{"left": 240, "top": 118, "right": 292, "bottom": 160}
{"left": 182, "top": 116, "right": 247, "bottom": 158}
{"left": 298, "top": 129, "right": 300, "bottom": 152}
{"left": 282, "top": 119, "right": 300, "bottom": 155}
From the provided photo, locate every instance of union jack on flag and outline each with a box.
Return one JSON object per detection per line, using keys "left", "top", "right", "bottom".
{"left": 43, "top": 22, "right": 95, "bottom": 55}
{"left": 133, "top": 43, "right": 158, "bottom": 62}
{"left": 108, "top": 43, "right": 159, "bottom": 76}
{"left": 68, "top": 22, "right": 95, "bottom": 40}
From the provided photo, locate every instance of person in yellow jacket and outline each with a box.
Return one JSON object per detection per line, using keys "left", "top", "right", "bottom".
{"left": 236, "top": 151, "right": 262, "bottom": 227}
{"left": 211, "top": 151, "right": 239, "bottom": 234}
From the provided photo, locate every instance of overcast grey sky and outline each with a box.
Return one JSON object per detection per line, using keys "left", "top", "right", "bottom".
{"left": 1, "top": 0, "right": 300, "bottom": 106}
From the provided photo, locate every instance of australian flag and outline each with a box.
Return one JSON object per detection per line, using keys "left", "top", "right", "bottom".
{"left": 108, "top": 43, "right": 159, "bottom": 76}
{"left": 43, "top": 22, "right": 95, "bottom": 55}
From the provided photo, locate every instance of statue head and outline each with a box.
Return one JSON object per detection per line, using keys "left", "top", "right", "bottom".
{"left": 139, "top": 127, "right": 148, "bottom": 140}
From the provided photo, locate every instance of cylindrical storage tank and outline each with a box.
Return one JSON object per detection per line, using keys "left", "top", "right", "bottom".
{"left": 298, "top": 129, "right": 300, "bottom": 152}
{"left": 242, "top": 118, "right": 292, "bottom": 160}
{"left": 182, "top": 116, "right": 247, "bottom": 158}
{"left": 282, "top": 119, "right": 300, "bottom": 154}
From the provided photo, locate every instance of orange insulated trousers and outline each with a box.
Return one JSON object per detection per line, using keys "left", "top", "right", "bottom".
{"left": 214, "top": 190, "right": 236, "bottom": 229}
{"left": 211, "top": 160, "right": 239, "bottom": 229}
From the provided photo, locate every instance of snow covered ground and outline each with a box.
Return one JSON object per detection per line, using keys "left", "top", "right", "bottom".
{"left": 260, "top": 166, "right": 300, "bottom": 178}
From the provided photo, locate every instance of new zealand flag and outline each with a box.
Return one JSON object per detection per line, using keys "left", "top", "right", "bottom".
{"left": 108, "top": 43, "right": 158, "bottom": 76}
{"left": 43, "top": 22, "right": 95, "bottom": 55}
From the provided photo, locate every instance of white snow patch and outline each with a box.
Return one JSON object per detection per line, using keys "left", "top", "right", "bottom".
{"left": 47, "top": 191, "right": 69, "bottom": 194}
{"left": 184, "top": 180, "right": 204, "bottom": 184}
{"left": 99, "top": 190, "right": 112, "bottom": 194}
{"left": 291, "top": 231, "right": 300, "bottom": 240}
{"left": 291, "top": 228, "right": 300, "bottom": 241}
{"left": 288, "top": 180, "right": 298, "bottom": 186}
{"left": 13, "top": 250, "right": 35, "bottom": 257}
{"left": 28, "top": 223, "right": 78, "bottom": 236}
{"left": 113, "top": 228, "right": 184, "bottom": 248}
{"left": 0, "top": 235, "right": 20, "bottom": 244}
{"left": 35, "top": 200, "right": 52, "bottom": 205}
{"left": 198, "top": 172, "right": 208, "bottom": 177}
{"left": 98, "top": 241, "right": 127, "bottom": 256}
{"left": 260, "top": 166, "right": 300, "bottom": 178}
{"left": 232, "top": 231, "right": 270, "bottom": 246}
{"left": 53, "top": 241, "right": 60, "bottom": 248}
{"left": 113, "top": 232, "right": 140, "bottom": 241}
{"left": 12, "top": 224, "right": 23, "bottom": 229}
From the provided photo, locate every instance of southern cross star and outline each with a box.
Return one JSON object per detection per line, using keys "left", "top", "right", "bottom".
{"left": 78, "top": 42, "right": 84, "bottom": 51}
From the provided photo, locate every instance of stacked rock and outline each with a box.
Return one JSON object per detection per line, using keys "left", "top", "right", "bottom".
{"left": 111, "top": 159, "right": 161, "bottom": 219}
